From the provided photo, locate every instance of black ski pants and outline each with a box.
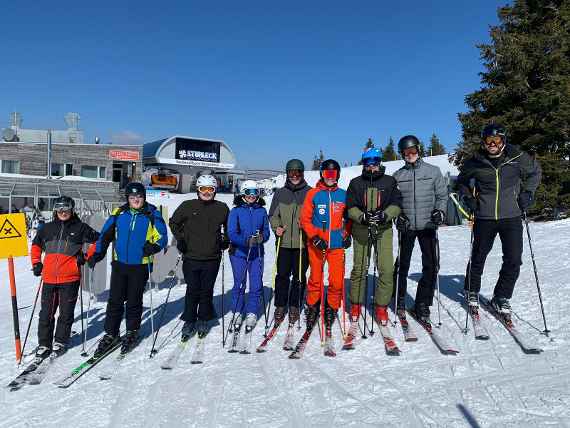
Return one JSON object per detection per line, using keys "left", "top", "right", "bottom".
{"left": 104, "top": 262, "right": 149, "bottom": 336}
{"left": 274, "top": 248, "right": 308, "bottom": 309}
{"left": 395, "top": 229, "right": 438, "bottom": 307}
{"left": 38, "top": 281, "right": 80, "bottom": 347}
{"left": 465, "top": 217, "right": 523, "bottom": 299}
{"left": 181, "top": 257, "right": 221, "bottom": 323}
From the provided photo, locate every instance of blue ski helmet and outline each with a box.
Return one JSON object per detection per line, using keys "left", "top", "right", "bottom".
{"left": 361, "top": 148, "right": 381, "bottom": 166}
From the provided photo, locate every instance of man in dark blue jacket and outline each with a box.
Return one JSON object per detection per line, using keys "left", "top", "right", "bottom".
{"left": 89, "top": 182, "right": 168, "bottom": 356}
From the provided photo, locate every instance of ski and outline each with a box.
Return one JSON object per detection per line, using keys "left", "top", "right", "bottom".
{"left": 288, "top": 325, "right": 315, "bottom": 359}
{"left": 54, "top": 339, "right": 122, "bottom": 388}
{"left": 99, "top": 337, "right": 143, "bottom": 380}
{"left": 256, "top": 321, "right": 283, "bottom": 353}
{"left": 6, "top": 355, "right": 51, "bottom": 391}
{"left": 161, "top": 336, "right": 192, "bottom": 370}
{"left": 397, "top": 312, "right": 418, "bottom": 342}
{"left": 191, "top": 331, "right": 208, "bottom": 364}
{"left": 469, "top": 306, "right": 490, "bottom": 340}
{"left": 282, "top": 324, "right": 295, "bottom": 351}
{"left": 377, "top": 322, "right": 401, "bottom": 356}
{"left": 479, "top": 295, "right": 543, "bottom": 354}
{"left": 408, "top": 310, "right": 459, "bottom": 355}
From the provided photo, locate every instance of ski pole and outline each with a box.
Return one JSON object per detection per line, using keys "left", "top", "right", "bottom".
{"left": 149, "top": 254, "right": 182, "bottom": 357}
{"left": 463, "top": 217, "right": 475, "bottom": 334}
{"left": 19, "top": 279, "right": 43, "bottom": 366}
{"left": 221, "top": 249, "right": 225, "bottom": 348}
{"left": 522, "top": 212, "right": 550, "bottom": 336}
{"left": 370, "top": 227, "right": 378, "bottom": 336}
{"left": 79, "top": 275, "right": 87, "bottom": 357}
{"left": 86, "top": 266, "right": 95, "bottom": 350}
{"left": 224, "top": 245, "right": 252, "bottom": 347}
{"left": 257, "top": 233, "right": 270, "bottom": 336}
{"left": 434, "top": 226, "right": 442, "bottom": 327}
{"left": 340, "top": 251, "right": 347, "bottom": 339}
{"left": 394, "top": 229, "right": 402, "bottom": 325}
{"left": 265, "top": 235, "right": 281, "bottom": 331}
{"left": 359, "top": 229, "right": 372, "bottom": 339}
{"left": 147, "top": 263, "right": 155, "bottom": 348}
{"left": 320, "top": 221, "right": 326, "bottom": 346}
{"left": 298, "top": 230, "right": 303, "bottom": 330}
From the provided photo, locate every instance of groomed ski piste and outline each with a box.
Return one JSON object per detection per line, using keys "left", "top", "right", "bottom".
{"left": 1, "top": 155, "right": 569, "bottom": 427}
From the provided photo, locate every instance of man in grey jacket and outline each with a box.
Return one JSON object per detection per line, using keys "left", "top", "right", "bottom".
{"left": 393, "top": 135, "right": 448, "bottom": 322}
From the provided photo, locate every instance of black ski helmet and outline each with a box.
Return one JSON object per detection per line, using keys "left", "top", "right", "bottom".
{"left": 125, "top": 182, "right": 146, "bottom": 200}
{"left": 53, "top": 195, "right": 75, "bottom": 211}
{"left": 319, "top": 159, "right": 341, "bottom": 179}
{"left": 481, "top": 123, "right": 507, "bottom": 144}
{"left": 285, "top": 158, "right": 305, "bottom": 172}
{"left": 398, "top": 135, "right": 421, "bottom": 154}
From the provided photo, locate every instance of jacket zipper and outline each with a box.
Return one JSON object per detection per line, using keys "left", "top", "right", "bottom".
{"left": 127, "top": 212, "right": 137, "bottom": 263}
{"left": 413, "top": 166, "right": 417, "bottom": 229}
{"left": 54, "top": 222, "right": 65, "bottom": 284}
{"left": 328, "top": 191, "right": 332, "bottom": 247}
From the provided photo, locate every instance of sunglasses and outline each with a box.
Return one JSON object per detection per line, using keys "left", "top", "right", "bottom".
{"left": 363, "top": 157, "right": 381, "bottom": 167}
{"left": 243, "top": 188, "right": 260, "bottom": 196}
{"left": 198, "top": 185, "right": 216, "bottom": 194}
{"left": 322, "top": 169, "right": 338, "bottom": 180}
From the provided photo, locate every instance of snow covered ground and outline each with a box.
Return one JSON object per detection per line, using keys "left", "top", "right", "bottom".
{"left": 1, "top": 174, "right": 569, "bottom": 427}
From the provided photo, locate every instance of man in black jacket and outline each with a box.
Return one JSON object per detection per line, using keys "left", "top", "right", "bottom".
{"left": 457, "top": 123, "right": 541, "bottom": 318}
{"left": 169, "top": 174, "right": 230, "bottom": 338}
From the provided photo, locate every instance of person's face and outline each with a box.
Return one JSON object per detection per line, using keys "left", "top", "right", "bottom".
{"left": 128, "top": 195, "right": 145, "bottom": 209}
{"left": 403, "top": 147, "right": 419, "bottom": 164}
{"left": 198, "top": 186, "right": 216, "bottom": 201}
{"left": 483, "top": 136, "right": 503, "bottom": 155}
{"left": 365, "top": 164, "right": 380, "bottom": 173}
{"left": 244, "top": 194, "right": 258, "bottom": 204}
{"left": 287, "top": 169, "right": 303, "bottom": 185}
{"left": 56, "top": 209, "right": 72, "bottom": 221}
{"left": 322, "top": 169, "right": 338, "bottom": 187}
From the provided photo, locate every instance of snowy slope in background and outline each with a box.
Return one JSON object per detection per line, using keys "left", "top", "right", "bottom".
{"left": 1, "top": 191, "right": 568, "bottom": 427}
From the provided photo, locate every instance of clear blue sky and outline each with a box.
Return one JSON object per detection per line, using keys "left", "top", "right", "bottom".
{"left": 0, "top": 1, "right": 504, "bottom": 169}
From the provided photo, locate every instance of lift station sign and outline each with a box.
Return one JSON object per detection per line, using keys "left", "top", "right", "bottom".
{"left": 0, "top": 213, "right": 28, "bottom": 258}
{"left": 175, "top": 138, "right": 220, "bottom": 164}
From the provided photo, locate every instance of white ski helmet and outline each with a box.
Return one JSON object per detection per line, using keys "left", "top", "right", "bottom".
{"left": 240, "top": 180, "right": 259, "bottom": 196}
{"left": 196, "top": 174, "right": 217, "bottom": 190}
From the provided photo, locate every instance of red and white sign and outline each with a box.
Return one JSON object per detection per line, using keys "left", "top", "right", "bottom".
{"left": 108, "top": 150, "right": 140, "bottom": 161}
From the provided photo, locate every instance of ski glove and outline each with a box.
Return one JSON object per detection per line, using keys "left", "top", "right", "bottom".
{"left": 362, "top": 210, "right": 387, "bottom": 226}
{"left": 312, "top": 236, "right": 328, "bottom": 251}
{"left": 32, "top": 262, "right": 43, "bottom": 277}
{"left": 143, "top": 241, "right": 162, "bottom": 257}
{"left": 395, "top": 215, "right": 410, "bottom": 232}
{"left": 220, "top": 236, "right": 230, "bottom": 251}
{"left": 176, "top": 239, "right": 187, "bottom": 254}
{"left": 430, "top": 210, "right": 445, "bottom": 226}
{"left": 248, "top": 233, "right": 263, "bottom": 247}
{"left": 76, "top": 252, "right": 86, "bottom": 266}
{"left": 88, "top": 252, "right": 105, "bottom": 268}
{"left": 342, "top": 235, "right": 352, "bottom": 249}
{"left": 518, "top": 191, "right": 533, "bottom": 212}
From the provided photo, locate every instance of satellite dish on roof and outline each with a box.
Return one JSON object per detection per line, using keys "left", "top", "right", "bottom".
{"left": 2, "top": 128, "right": 16, "bottom": 142}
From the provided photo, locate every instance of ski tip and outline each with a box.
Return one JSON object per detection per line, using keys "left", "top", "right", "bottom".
{"left": 475, "top": 335, "right": 490, "bottom": 341}
{"left": 288, "top": 354, "right": 301, "bottom": 360}
{"left": 190, "top": 361, "right": 203, "bottom": 364}
{"left": 523, "top": 348, "right": 543, "bottom": 355}
{"left": 256, "top": 348, "right": 266, "bottom": 353}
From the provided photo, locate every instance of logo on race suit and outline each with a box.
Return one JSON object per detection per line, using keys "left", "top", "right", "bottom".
{"left": 317, "top": 204, "right": 326, "bottom": 216}
{"left": 331, "top": 201, "right": 345, "bottom": 214}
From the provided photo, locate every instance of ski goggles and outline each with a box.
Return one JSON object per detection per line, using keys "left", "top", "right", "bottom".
{"left": 403, "top": 147, "right": 419, "bottom": 156}
{"left": 483, "top": 136, "right": 503, "bottom": 147}
{"left": 321, "top": 169, "right": 338, "bottom": 180}
{"left": 287, "top": 169, "right": 303, "bottom": 178}
{"left": 362, "top": 157, "right": 381, "bottom": 167}
{"left": 198, "top": 185, "right": 216, "bottom": 194}
{"left": 54, "top": 203, "right": 73, "bottom": 212}
{"left": 243, "top": 188, "right": 260, "bottom": 196}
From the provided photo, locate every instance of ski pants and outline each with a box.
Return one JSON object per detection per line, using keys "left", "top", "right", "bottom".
{"left": 306, "top": 244, "right": 345, "bottom": 311}
{"left": 274, "top": 247, "right": 308, "bottom": 309}
{"left": 465, "top": 217, "right": 523, "bottom": 299}
{"left": 395, "top": 229, "right": 438, "bottom": 307}
{"left": 104, "top": 261, "right": 149, "bottom": 336}
{"left": 350, "top": 226, "right": 394, "bottom": 306}
{"left": 230, "top": 254, "right": 263, "bottom": 316}
{"left": 181, "top": 257, "right": 221, "bottom": 323}
{"left": 38, "top": 281, "right": 80, "bottom": 347}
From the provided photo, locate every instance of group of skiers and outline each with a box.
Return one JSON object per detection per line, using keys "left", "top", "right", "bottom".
{"left": 29, "top": 122, "right": 541, "bottom": 361}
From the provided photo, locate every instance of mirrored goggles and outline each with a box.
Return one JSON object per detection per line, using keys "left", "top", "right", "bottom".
{"left": 322, "top": 169, "right": 338, "bottom": 180}
{"left": 362, "top": 157, "right": 381, "bottom": 167}
{"left": 54, "top": 203, "right": 73, "bottom": 212}
{"left": 243, "top": 188, "right": 260, "bottom": 197}
{"left": 198, "top": 185, "right": 216, "bottom": 194}
{"left": 483, "top": 137, "right": 503, "bottom": 147}
{"left": 403, "top": 147, "right": 419, "bottom": 156}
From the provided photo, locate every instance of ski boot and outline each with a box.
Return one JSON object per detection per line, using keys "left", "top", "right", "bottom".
{"left": 120, "top": 330, "right": 140, "bottom": 355}
{"left": 411, "top": 302, "right": 431, "bottom": 324}
{"left": 375, "top": 305, "right": 389, "bottom": 327}
{"left": 323, "top": 304, "right": 337, "bottom": 357}
{"left": 181, "top": 321, "right": 197, "bottom": 341}
{"left": 466, "top": 291, "right": 479, "bottom": 309}
{"left": 240, "top": 313, "right": 257, "bottom": 354}
{"left": 228, "top": 313, "right": 243, "bottom": 353}
{"left": 94, "top": 333, "right": 120, "bottom": 358}
{"left": 273, "top": 306, "right": 286, "bottom": 326}
{"left": 35, "top": 346, "right": 51, "bottom": 362}
{"left": 342, "top": 303, "right": 360, "bottom": 350}
{"left": 491, "top": 296, "right": 512, "bottom": 323}
{"left": 51, "top": 342, "right": 67, "bottom": 357}
{"left": 283, "top": 306, "right": 299, "bottom": 351}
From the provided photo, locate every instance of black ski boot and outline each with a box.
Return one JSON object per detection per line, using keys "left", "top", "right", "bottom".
{"left": 411, "top": 302, "right": 431, "bottom": 324}
{"left": 324, "top": 304, "right": 337, "bottom": 357}
{"left": 273, "top": 306, "right": 286, "bottom": 327}
{"left": 181, "top": 321, "right": 197, "bottom": 341}
{"left": 197, "top": 320, "right": 211, "bottom": 338}
{"left": 288, "top": 306, "right": 300, "bottom": 326}
{"left": 35, "top": 346, "right": 51, "bottom": 362}
{"left": 120, "top": 330, "right": 140, "bottom": 355}
{"left": 491, "top": 296, "right": 512, "bottom": 319}
{"left": 94, "top": 333, "right": 120, "bottom": 358}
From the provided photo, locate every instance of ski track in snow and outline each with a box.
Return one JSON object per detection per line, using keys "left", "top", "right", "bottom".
{"left": 1, "top": 191, "right": 569, "bottom": 428}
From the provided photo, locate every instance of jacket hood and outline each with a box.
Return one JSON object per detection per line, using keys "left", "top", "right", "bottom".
{"left": 315, "top": 179, "right": 338, "bottom": 191}
{"left": 233, "top": 195, "right": 266, "bottom": 207}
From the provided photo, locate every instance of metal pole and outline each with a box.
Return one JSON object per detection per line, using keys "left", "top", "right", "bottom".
{"left": 8, "top": 257, "right": 22, "bottom": 362}
{"left": 47, "top": 129, "right": 52, "bottom": 179}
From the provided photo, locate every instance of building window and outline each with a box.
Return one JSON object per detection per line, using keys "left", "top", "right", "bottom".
{"left": 65, "top": 163, "right": 73, "bottom": 176}
{"left": 99, "top": 166, "right": 106, "bottom": 179}
{"left": 1, "top": 160, "right": 20, "bottom": 174}
{"left": 80, "top": 165, "right": 98, "bottom": 179}
{"left": 52, "top": 163, "right": 73, "bottom": 176}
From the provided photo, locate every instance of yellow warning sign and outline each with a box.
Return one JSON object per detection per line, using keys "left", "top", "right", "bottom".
{"left": 0, "top": 213, "right": 28, "bottom": 259}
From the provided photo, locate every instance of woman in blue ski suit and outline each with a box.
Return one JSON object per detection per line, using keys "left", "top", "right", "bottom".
{"left": 228, "top": 181, "right": 270, "bottom": 327}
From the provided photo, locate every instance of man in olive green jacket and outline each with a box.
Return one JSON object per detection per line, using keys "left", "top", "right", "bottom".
{"left": 268, "top": 159, "right": 311, "bottom": 343}
{"left": 347, "top": 148, "right": 402, "bottom": 331}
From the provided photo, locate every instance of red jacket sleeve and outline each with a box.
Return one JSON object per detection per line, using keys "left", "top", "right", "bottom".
{"left": 30, "top": 244, "right": 42, "bottom": 265}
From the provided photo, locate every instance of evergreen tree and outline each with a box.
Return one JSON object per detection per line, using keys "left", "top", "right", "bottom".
{"left": 428, "top": 133, "right": 446, "bottom": 155}
{"left": 382, "top": 137, "right": 398, "bottom": 161}
{"left": 456, "top": 0, "right": 570, "bottom": 215}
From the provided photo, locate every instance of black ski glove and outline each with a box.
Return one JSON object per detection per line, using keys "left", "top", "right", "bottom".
{"left": 430, "top": 209, "right": 445, "bottom": 226}
{"left": 342, "top": 235, "right": 352, "bottom": 249}
{"left": 312, "top": 236, "right": 328, "bottom": 251}
{"left": 32, "top": 262, "right": 43, "bottom": 277}
{"left": 143, "top": 241, "right": 162, "bottom": 257}
{"left": 518, "top": 191, "right": 533, "bottom": 212}
{"left": 362, "top": 210, "right": 386, "bottom": 226}
{"left": 88, "top": 252, "right": 105, "bottom": 268}
{"left": 395, "top": 214, "right": 410, "bottom": 232}
{"left": 76, "top": 252, "right": 86, "bottom": 267}
{"left": 176, "top": 239, "right": 187, "bottom": 254}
